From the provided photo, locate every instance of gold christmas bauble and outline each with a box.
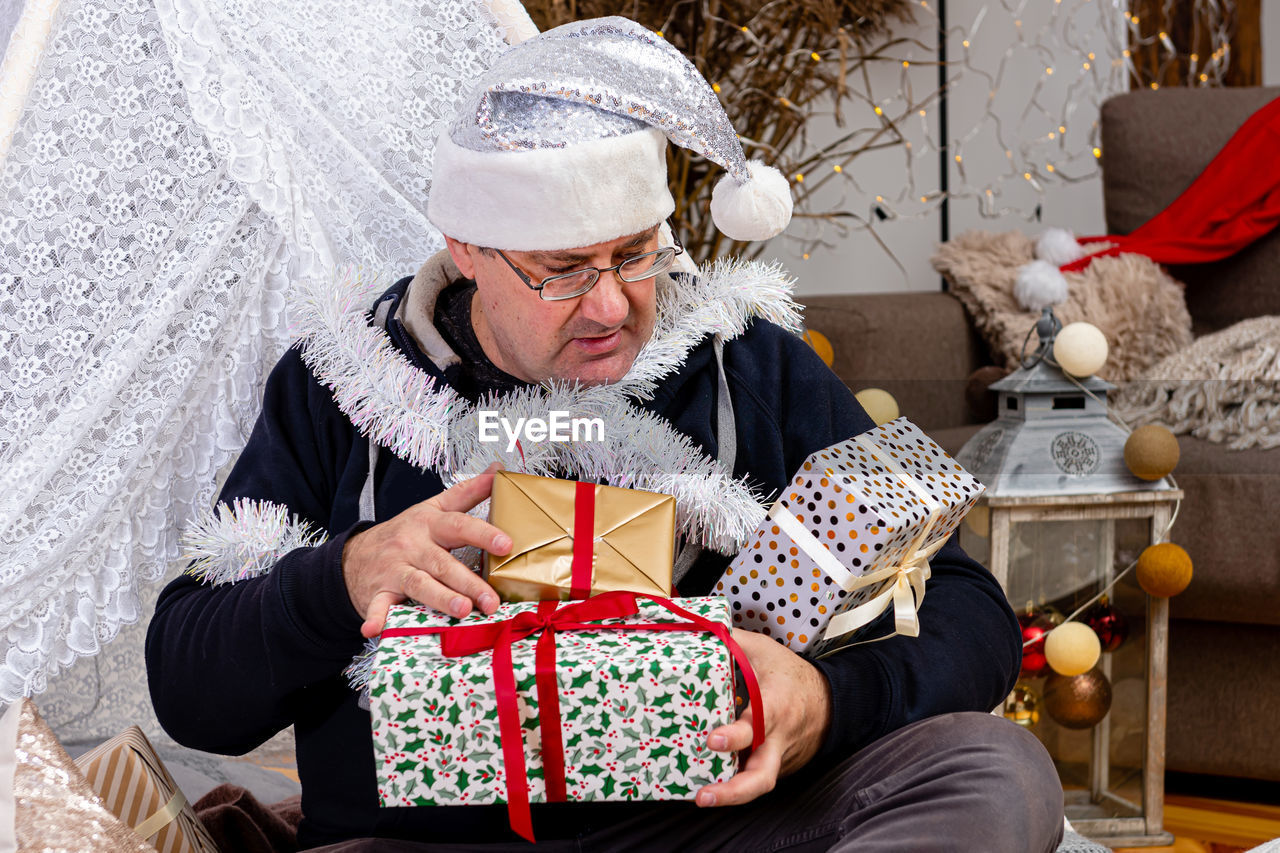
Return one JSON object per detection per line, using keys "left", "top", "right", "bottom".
{"left": 1003, "top": 683, "right": 1040, "bottom": 728}
{"left": 855, "top": 388, "right": 899, "bottom": 426}
{"left": 1043, "top": 669, "right": 1112, "bottom": 729}
{"left": 1053, "top": 322, "right": 1109, "bottom": 377}
{"left": 803, "top": 329, "right": 834, "bottom": 367}
{"left": 1136, "top": 543, "right": 1193, "bottom": 597}
{"left": 1044, "top": 621, "right": 1101, "bottom": 676}
{"left": 1124, "top": 424, "right": 1180, "bottom": 481}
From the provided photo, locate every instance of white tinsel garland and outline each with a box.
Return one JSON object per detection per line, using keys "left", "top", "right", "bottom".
{"left": 182, "top": 498, "right": 326, "bottom": 585}
{"left": 290, "top": 268, "right": 462, "bottom": 470}
{"left": 344, "top": 637, "right": 380, "bottom": 692}
{"left": 286, "top": 260, "right": 795, "bottom": 553}
{"left": 615, "top": 257, "right": 802, "bottom": 401}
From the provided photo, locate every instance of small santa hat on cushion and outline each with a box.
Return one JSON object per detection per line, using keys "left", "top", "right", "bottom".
{"left": 427, "top": 17, "right": 792, "bottom": 252}
{"left": 1019, "top": 94, "right": 1280, "bottom": 306}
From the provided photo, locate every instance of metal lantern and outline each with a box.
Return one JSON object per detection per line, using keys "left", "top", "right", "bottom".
{"left": 957, "top": 308, "right": 1181, "bottom": 847}
{"left": 956, "top": 308, "right": 1171, "bottom": 497}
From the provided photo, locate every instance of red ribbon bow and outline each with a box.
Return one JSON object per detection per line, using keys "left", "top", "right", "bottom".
{"left": 380, "top": 591, "right": 765, "bottom": 842}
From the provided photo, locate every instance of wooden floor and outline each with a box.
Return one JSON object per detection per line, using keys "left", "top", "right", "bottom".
{"left": 1111, "top": 795, "right": 1280, "bottom": 853}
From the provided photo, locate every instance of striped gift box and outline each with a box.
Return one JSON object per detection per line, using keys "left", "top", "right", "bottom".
{"left": 74, "top": 726, "right": 218, "bottom": 853}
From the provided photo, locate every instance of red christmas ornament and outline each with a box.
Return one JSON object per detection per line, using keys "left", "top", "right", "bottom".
{"left": 1019, "top": 609, "right": 1062, "bottom": 679}
{"left": 1081, "top": 599, "right": 1129, "bottom": 653}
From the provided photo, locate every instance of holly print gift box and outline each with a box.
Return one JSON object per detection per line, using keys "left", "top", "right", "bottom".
{"left": 368, "top": 594, "right": 741, "bottom": 821}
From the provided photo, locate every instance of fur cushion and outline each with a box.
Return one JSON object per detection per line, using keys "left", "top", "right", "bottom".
{"left": 932, "top": 230, "right": 1193, "bottom": 382}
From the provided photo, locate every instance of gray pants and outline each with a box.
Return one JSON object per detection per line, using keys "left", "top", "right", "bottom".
{"left": 319, "top": 712, "right": 1066, "bottom": 853}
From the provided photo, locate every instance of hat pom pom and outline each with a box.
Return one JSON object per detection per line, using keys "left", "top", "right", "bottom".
{"left": 710, "top": 161, "right": 793, "bottom": 242}
{"left": 1035, "top": 227, "right": 1086, "bottom": 266}
{"left": 1015, "top": 260, "right": 1069, "bottom": 311}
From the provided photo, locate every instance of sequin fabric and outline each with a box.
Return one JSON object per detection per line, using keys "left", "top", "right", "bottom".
{"left": 12, "top": 700, "right": 153, "bottom": 852}
{"left": 450, "top": 16, "right": 749, "bottom": 182}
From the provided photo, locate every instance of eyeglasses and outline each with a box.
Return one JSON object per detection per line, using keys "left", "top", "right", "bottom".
{"left": 494, "top": 230, "right": 685, "bottom": 301}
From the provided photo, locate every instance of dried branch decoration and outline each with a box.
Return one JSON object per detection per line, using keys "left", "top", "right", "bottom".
{"left": 523, "top": 1, "right": 916, "bottom": 261}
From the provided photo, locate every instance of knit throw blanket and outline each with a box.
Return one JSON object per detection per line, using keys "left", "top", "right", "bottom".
{"left": 1112, "top": 316, "right": 1280, "bottom": 450}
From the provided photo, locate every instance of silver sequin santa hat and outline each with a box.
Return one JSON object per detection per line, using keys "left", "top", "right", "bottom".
{"left": 427, "top": 16, "right": 793, "bottom": 251}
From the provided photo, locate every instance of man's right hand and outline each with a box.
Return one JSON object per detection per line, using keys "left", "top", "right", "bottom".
{"left": 342, "top": 462, "right": 512, "bottom": 638}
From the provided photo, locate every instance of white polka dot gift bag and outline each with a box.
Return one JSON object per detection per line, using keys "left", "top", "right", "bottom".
{"left": 715, "top": 418, "right": 985, "bottom": 655}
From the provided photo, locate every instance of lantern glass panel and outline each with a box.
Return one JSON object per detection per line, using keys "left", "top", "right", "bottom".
{"left": 959, "top": 518, "right": 1107, "bottom": 607}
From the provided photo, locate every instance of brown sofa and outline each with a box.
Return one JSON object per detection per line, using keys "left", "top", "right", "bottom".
{"left": 800, "top": 86, "right": 1280, "bottom": 784}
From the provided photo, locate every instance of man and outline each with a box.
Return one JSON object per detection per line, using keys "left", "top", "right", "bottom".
{"left": 146, "top": 17, "right": 1064, "bottom": 851}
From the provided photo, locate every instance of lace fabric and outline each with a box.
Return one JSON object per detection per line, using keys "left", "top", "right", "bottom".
{"left": 0, "top": 0, "right": 523, "bottom": 707}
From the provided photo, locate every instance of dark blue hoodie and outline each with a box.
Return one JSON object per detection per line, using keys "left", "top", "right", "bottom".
{"left": 146, "top": 270, "right": 1020, "bottom": 848}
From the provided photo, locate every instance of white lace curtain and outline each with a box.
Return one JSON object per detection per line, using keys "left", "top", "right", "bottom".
{"left": 0, "top": 0, "right": 537, "bottom": 706}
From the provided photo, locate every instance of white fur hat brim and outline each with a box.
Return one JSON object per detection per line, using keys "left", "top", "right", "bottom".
{"left": 427, "top": 127, "right": 675, "bottom": 251}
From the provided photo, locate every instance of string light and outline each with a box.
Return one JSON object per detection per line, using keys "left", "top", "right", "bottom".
{"left": 712, "top": 83, "right": 721, "bottom": 94}
{"left": 771, "top": 0, "right": 1233, "bottom": 270}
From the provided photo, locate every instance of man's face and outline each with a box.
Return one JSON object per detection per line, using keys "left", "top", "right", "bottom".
{"left": 445, "top": 226, "right": 661, "bottom": 386}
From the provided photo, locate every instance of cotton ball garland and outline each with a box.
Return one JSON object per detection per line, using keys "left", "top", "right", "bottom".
{"left": 1044, "top": 621, "right": 1101, "bottom": 676}
{"left": 1136, "top": 543, "right": 1193, "bottom": 597}
{"left": 964, "top": 504, "right": 990, "bottom": 538}
{"left": 1124, "top": 424, "right": 1180, "bottom": 481}
{"left": 1053, "top": 322, "right": 1109, "bottom": 377}
{"left": 855, "top": 388, "right": 899, "bottom": 426}
{"left": 1014, "top": 260, "right": 1069, "bottom": 311}
{"left": 802, "top": 329, "right": 834, "bottom": 367}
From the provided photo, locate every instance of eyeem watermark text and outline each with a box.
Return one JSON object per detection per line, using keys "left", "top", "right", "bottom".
{"left": 478, "top": 411, "right": 605, "bottom": 452}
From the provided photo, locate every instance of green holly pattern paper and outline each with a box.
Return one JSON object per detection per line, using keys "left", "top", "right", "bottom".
{"left": 369, "top": 596, "right": 737, "bottom": 808}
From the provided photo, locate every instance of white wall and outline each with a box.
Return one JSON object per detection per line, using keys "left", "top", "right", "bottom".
{"left": 772, "top": 0, "right": 1276, "bottom": 298}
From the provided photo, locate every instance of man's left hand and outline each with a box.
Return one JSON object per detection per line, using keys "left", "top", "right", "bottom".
{"left": 696, "top": 628, "right": 832, "bottom": 807}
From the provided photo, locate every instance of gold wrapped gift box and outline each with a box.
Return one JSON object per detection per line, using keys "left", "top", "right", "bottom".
{"left": 485, "top": 471, "right": 676, "bottom": 601}
{"left": 74, "top": 726, "right": 219, "bottom": 853}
